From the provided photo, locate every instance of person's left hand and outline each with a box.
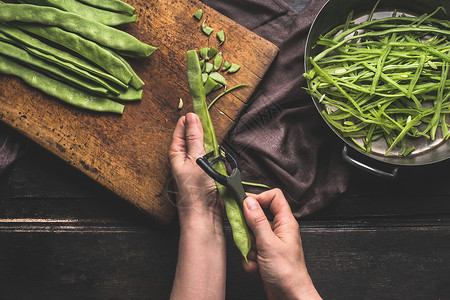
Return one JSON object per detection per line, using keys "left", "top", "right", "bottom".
{"left": 169, "top": 113, "right": 222, "bottom": 224}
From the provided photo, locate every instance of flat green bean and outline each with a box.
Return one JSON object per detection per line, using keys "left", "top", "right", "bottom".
{"left": 0, "top": 31, "right": 122, "bottom": 95}
{"left": 0, "top": 22, "right": 127, "bottom": 89}
{"left": 0, "top": 39, "right": 109, "bottom": 96}
{"left": 186, "top": 49, "right": 250, "bottom": 261}
{"left": 19, "top": 0, "right": 137, "bottom": 26}
{"left": 77, "top": 0, "right": 135, "bottom": 15}
{"left": 0, "top": 55, "right": 124, "bottom": 114}
{"left": 14, "top": 23, "right": 134, "bottom": 85}
{"left": 0, "top": 4, "right": 156, "bottom": 58}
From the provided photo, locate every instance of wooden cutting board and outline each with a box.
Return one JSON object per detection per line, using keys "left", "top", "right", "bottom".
{"left": 0, "top": 0, "right": 278, "bottom": 223}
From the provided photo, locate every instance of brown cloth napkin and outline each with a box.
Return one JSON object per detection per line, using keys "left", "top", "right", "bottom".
{"left": 202, "top": 0, "right": 350, "bottom": 217}
{"left": 0, "top": 124, "right": 26, "bottom": 177}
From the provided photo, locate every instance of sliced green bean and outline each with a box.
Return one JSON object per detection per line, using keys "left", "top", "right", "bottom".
{"left": 186, "top": 49, "right": 250, "bottom": 261}
{"left": 222, "top": 61, "right": 231, "bottom": 71}
{"left": 201, "top": 18, "right": 214, "bottom": 36}
{"left": 14, "top": 23, "right": 134, "bottom": 85}
{"left": 193, "top": 9, "right": 203, "bottom": 20}
{"left": 204, "top": 77, "right": 219, "bottom": 95}
{"left": 207, "top": 47, "right": 218, "bottom": 60}
{"left": 228, "top": 63, "right": 241, "bottom": 74}
{"left": 0, "top": 55, "right": 124, "bottom": 114}
{"left": 19, "top": 0, "right": 137, "bottom": 26}
{"left": 209, "top": 72, "right": 227, "bottom": 86}
{"left": 216, "top": 30, "right": 225, "bottom": 45}
{"left": 202, "top": 73, "right": 209, "bottom": 84}
{"left": 204, "top": 62, "right": 213, "bottom": 73}
{"left": 213, "top": 52, "right": 223, "bottom": 71}
{"left": 77, "top": 0, "right": 135, "bottom": 15}
{"left": 0, "top": 4, "right": 156, "bottom": 58}
{"left": 199, "top": 47, "right": 208, "bottom": 60}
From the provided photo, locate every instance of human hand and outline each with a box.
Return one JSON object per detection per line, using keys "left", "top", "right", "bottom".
{"left": 169, "top": 113, "right": 226, "bottom": 300}
{"left": 169, "top": 113, "right": 222, "bottom": 226}
{"left": 242, "top": 189, "right": 321, "bottom": 300}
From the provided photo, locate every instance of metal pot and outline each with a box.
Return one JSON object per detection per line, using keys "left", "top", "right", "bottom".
{"left": 304, "top": 0, "right": 450, "bottom": 177}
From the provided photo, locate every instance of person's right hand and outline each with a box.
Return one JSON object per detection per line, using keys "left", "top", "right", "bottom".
{"left": 242, "top": 189, "right": 321, "bottom": 300}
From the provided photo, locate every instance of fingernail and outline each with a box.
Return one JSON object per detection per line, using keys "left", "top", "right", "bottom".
{"left": 245, "top": 197, "right": 258, "bottom": 211}
{"left": 186, "top": 113, "right": 197, "bottom": 125}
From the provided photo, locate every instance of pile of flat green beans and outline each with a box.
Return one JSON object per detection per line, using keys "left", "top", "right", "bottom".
{"left": 0, "top": 1, "right": 156, "bottom": 114}
{"left": 304, "top": 6, "right": 450, "bottom": 156}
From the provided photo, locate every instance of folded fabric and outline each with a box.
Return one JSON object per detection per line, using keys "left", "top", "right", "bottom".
{"left": 202, "top": 0, "right": 350, "bottom": 217}
{"left": 0, "top": 124, "right": 26, "bottom": 177}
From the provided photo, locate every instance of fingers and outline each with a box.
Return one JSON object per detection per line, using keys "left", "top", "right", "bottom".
{"left": 243, "top": 196, "right": 276, "bottom": 246}
{"left": 185, "top": 113, "right": 205, "bottom": 158}
{"left": 254, "top": 188, "right": 297, "bottom": 225}
{"left": 168, "top": 116, "right": 187, "bottom": 164}
{"left": 242, "top": 251, "right": 259, "bottom": 274}
{"left": 168, "top": 113, "right": 205, "bottom": 165}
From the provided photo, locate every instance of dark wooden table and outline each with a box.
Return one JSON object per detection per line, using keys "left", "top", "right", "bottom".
{"left": 2, "top": 1, "right": 450, "bottom": 299}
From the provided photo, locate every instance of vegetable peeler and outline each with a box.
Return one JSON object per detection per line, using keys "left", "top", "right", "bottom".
{"left": 196, "top": 146, "right": 246, "bottom": 206}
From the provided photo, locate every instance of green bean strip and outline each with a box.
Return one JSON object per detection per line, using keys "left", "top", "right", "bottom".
{"left": 207, "top": 84, "right": 248, "bottom": 110}
{"left": 0, "top": 23, "right": 127, "bottom": 89}
{"left": 305, "top": 7, "right": 450, "bottom": 156}
{"left": 386, "top": 113, "right": 424, "bottom": 155}
{"left": 371, "top": 43, "right": 392, "bottom": 94}
{"left": 241, "top": 181, "right": 270, "bottom": 189}
{"left": 19, "top": 0, "right": 137, "bottom": 26}
{"left": 407, "top": 53, "right": 427, "bottom": 98}
{"left": 0, "top": 39, "right": 110, "bottom": 96}
{"left": 77, "top": 0, "right": 135, "bottom": 15}
{"left": 14, "top": 23, "right": 134, "bottom": 85}
{"left": 426, "top": 60, "right": 448, "bottom": 140}
{"left": 310, "top": 58, "right": 363, "bottom": 113}
{"left": 0, "top": 4, "right": 156, "bottom": 58}
{"left": 186, "top": 50, "right": 251, "bottom": 261}
{"left": 0, "top": 55, "right": 124, "bottom": 114}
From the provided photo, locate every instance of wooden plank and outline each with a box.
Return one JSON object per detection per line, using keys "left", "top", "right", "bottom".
{"left": 0, "top": 220, "right": 449, "bottom": 299}
{"left": 0, "top": 0, "right": 279, "bottom": 224}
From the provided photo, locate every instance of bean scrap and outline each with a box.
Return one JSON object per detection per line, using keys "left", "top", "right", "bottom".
{"left": 193, "top": 9, "right": 203, "bottom": 20}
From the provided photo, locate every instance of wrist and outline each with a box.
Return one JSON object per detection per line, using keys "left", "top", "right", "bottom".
{"left": 267, "top": 271, "right": 321, "bottom": 300}
{"left": 179, "top": 211, "right": 225, "bottom": 240}
{"left": 286, "top": 273, "right": 321, "bottom": 300}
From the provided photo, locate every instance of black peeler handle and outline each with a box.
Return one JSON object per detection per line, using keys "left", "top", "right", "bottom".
{"left": 196, "top": 147, "right": 247, "bottom": 207}
{"left": 196, "top": 155, "right": 227, "bottom": 186}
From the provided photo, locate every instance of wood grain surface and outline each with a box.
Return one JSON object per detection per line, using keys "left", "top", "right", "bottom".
{"left": 0, "top": 0, "right": 279, "bottom": 223}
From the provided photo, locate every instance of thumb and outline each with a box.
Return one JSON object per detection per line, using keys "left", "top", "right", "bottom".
{"left": 185, "top": 113, "right": 205, "bottom": 158}
{"left": 243, "top": 197, "right": 275, "bottom": 246}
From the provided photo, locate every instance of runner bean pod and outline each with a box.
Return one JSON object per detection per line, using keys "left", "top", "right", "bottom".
{"left": 0, "top": 4, "right": 156, "bottom": 58}
{"left": 0, "top": 39, "right": 110, "bottom": 96}
{"left": 0, "top": 55, "right": 124, "bottom": 114}
{"left": 19, "top": 0, "right": 137, "bottom": 26}
{"left": 14, "top": 23, "right": 134, "bottom": 85}
{"left": 186, "top": 49, "right": 251, "bottom": 261}
{"left": 77, "top": 0, "right": 136, "bottom": 15}
{"left": 0, "top": 23, "right": 127, "bottom": 89}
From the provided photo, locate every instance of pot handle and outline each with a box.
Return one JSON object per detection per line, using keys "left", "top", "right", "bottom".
{"left": 342, "top": 145, "right": 398, "bottom": 179}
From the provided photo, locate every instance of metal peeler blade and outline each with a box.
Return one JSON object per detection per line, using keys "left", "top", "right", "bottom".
{"left": 196, "top": 146, "right": 246, "bottom": 206}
